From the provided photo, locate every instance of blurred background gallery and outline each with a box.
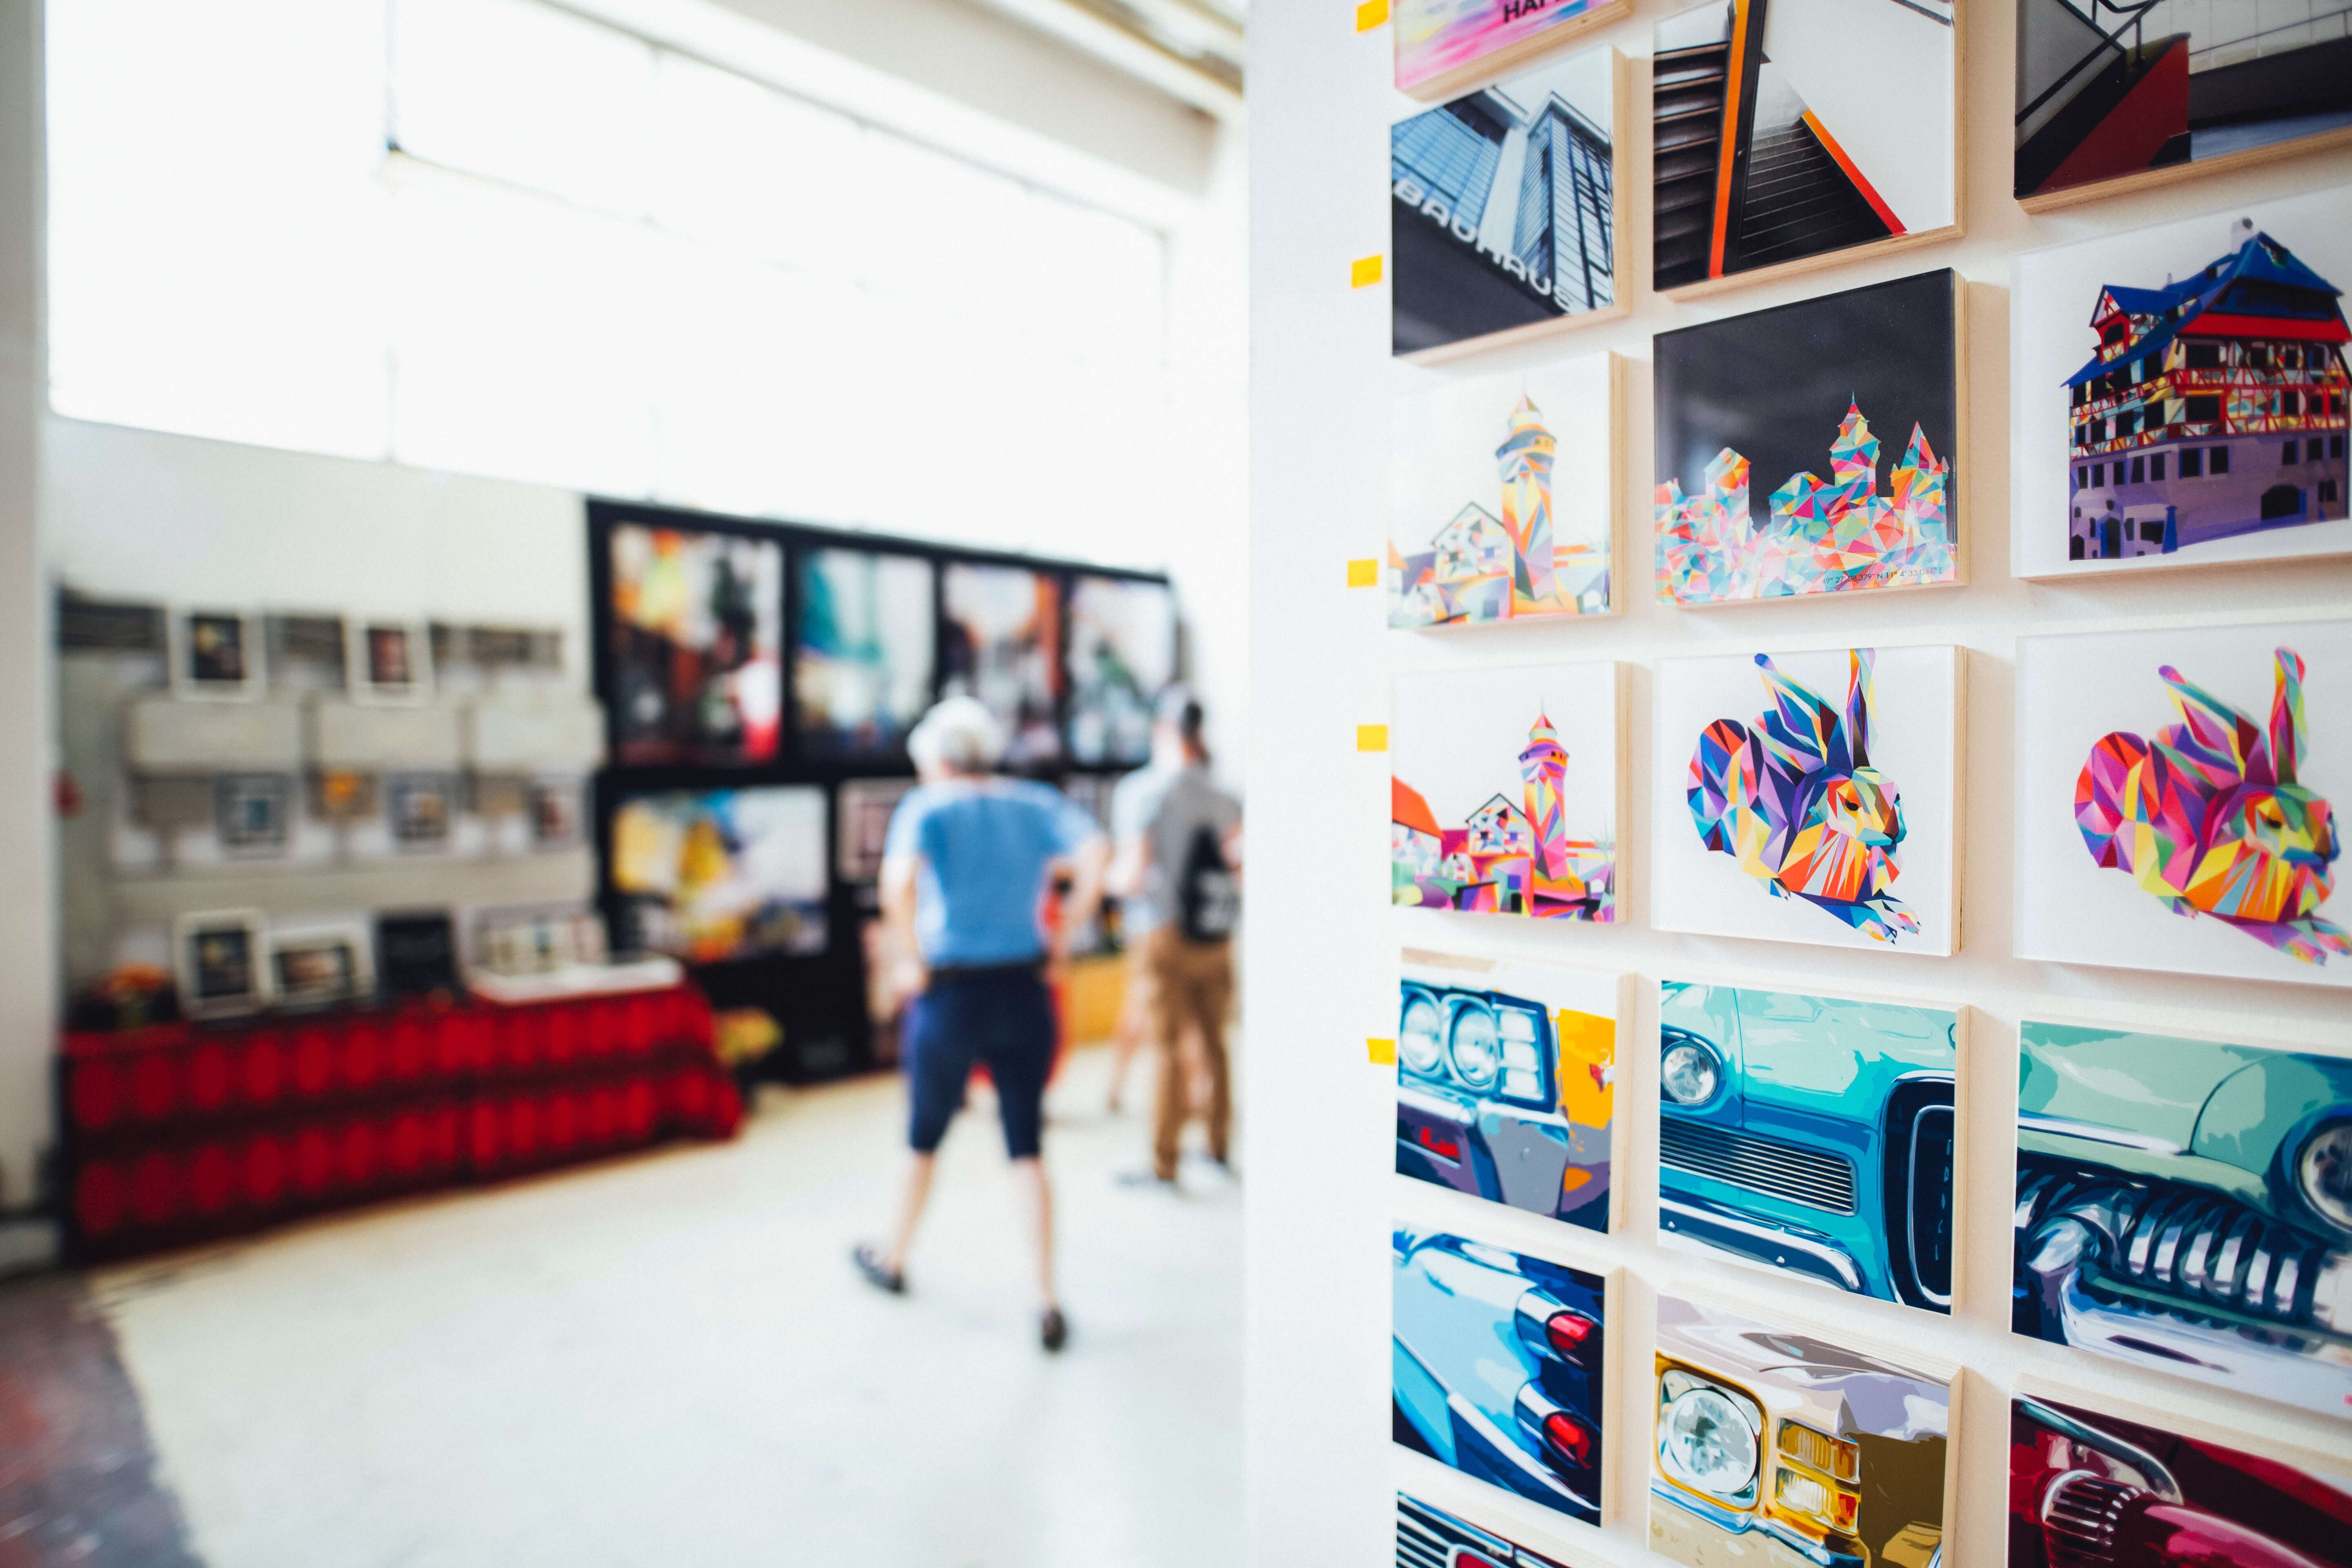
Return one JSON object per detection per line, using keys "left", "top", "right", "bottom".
{"left": 0, "top": 1, "right": 1248, "bottom": 1564}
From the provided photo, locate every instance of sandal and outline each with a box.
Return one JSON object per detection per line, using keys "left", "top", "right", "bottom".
{"left": 852, "top": 1243, "right": 905, "bottom": 1295}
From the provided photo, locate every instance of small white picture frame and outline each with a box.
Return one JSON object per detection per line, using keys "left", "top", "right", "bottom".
{"left": 167, "top": 607, "right": 266, "bottom": 702}
{"left": 172, "top": 908, "right": 273, "bottom": 1019}
{"left": 345, "top": 617, "right": 434, "bottom": 706}
{"left": 267, "top": 920, "right": 374, "bottom": 1009}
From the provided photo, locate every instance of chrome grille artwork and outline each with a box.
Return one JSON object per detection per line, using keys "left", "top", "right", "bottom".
{"left": 1395, "top": 1494, "right": 1562, "bottom": 1568}
{"left": 1660, "top": 1118, "right": 1858, "bottom": 1214}
{"left": 2016, "top": 1168, "right": 2336, "bottom": 1327}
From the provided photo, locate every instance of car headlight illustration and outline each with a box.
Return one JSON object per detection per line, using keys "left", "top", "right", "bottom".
{"left": 2296, "top": 1119, "right": 2352, "bottom": 1234}
{"left": 1657, "top": 1371, "right": 1760, "bottom": 1501}
{"left": 1659, "top": 1030, "right": 1720, "bottom": 1107}
{"left": 1450, "top": 1003, "right": 1501, "bottom": 1090}
{"left": 1400, "top": 994, "right": 1445, "bottom": 1077}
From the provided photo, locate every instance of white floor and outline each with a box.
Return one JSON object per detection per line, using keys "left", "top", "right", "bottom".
{"left": 92, "top": 1042, "right": 1242, "bottom": 1568}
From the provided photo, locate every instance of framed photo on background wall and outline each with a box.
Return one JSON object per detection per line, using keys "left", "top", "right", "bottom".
{"left": 941, "top": 561, "right": 1063, "bottom": 768}
{"left": 791, "top": 544, "right": 935, "bottom": 762}
{"left": 1065, "top": 574, "right": 1176, "bottom": 768}
{"left": 345, "top": 617, "right": 433, "bottom": 705}
{"left": 168, "top": 606, "right": 265, "bottom": 700}
{"left": 604, "top": 517, "right": 784, "bottom": 767}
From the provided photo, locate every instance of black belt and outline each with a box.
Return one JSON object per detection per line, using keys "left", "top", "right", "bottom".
{"left": 926, "top": 959, "right": 1045, "bottom": 983}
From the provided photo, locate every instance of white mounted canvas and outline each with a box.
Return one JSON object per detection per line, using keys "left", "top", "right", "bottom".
{"left": 1392, "top": 661, "right": 1621, "bottom": 922}
{"left": 2018, "top": 619, "right": 2352, "bottom": 988}
{"left": 1390, "top": 351, "right": 1620, "bottom": 629}
{"left": 1652, "top": 645, "right": 1961, "bottom": 955}
{"left": 2012, "top": 186, "right": 2352, "bottom": 581}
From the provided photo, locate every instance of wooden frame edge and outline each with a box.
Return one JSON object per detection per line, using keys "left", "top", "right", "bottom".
{"left": 1655, "top": 223, "right": 1962, "bottom": 305}
{"left": 2016, "top": 123, "right": 2352, "bottom": 216}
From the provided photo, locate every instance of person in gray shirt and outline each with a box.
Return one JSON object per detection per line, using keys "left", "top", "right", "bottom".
{"left": 1107, "top": 688, "right": 1242, "bottom": 1186}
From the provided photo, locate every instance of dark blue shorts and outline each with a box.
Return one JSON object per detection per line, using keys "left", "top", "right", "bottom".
{"left": 904, "top": 965, "right": 1056, "bottom": 1159}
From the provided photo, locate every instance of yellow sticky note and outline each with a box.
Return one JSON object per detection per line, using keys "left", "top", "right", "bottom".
{"left": 1355, "top": 0, "right": 1389, "bottom": 31}
{"left": 1367, "top": 1037, "right": 1396, "bottom": 1065}
{"left": 1345, "top": 557, "right": 1378, "bottom": 588}
{"left": 1357, "top": 724, "right": 1388, "bottom": 752}
{"left": 1350, "top": 254, "right": 1384, "bottom": 289}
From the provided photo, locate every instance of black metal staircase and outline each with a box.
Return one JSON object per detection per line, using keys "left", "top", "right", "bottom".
{"left": 1729, "top": 116, "right": 1891, "bottom": 271}
{"left": 1652, "top": 38, "right": 1731, "bottom": 289}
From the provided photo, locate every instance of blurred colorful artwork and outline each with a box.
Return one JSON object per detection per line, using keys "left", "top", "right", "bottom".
{"left": 1658, "top": 403, "right": 1952, "bottom": 604}
{"left": 792, "top": 547, "right": 934, "bottom": 760}
{"left": 1065, "top": 575, "right": 1176, "bottom": 767}
{"left": 2077, "top": 647, "right": 2347, "bottom": 965}
{"left": 2019, "top": 619, "right": 2350, "bottom": 987}
{"left": 610, "top": 786, "right": 826, "bottom": 962}
{"left": 942, "top": 562, "right": 1062, "bottom": 767}
{"left": 1654, "top": 271, "right": 1961, "bottom": 606}
{"left": 1394, "top": 0, "right": 1615, "bottom": 98}
{"left": 607, "top": 523, "right": 782, "bottom": 766}
{"left": 1689, "top": 650, "right": 1915, "bottom": 943}
{"left": 1392, "top": 661, "right": 1618, "bottom": 921}
{"left": 1390, "top": 352, "right": 1616, "bottom": 627}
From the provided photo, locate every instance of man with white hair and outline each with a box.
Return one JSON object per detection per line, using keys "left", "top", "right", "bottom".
{"left": 852, "top": 695, "right": 1107, "bottom": 1353}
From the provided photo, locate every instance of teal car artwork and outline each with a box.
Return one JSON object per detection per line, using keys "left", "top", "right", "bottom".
{"left": 2012, "top": 1021, "right": 2352, "bottom": 1420}
{"left": 1657, "top": 982, "right": 1957, "bottom": 1313}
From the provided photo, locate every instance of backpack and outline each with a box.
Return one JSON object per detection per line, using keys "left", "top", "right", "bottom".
{"left": 1178, "top": 822, "right": 1238, "bottom": 943}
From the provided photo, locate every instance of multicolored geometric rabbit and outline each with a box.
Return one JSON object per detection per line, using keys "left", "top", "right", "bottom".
{"left": 2077, "top": 648, "right": 2347, "bottom": 965}
{"left": 1687, "top": 650, "right": 1918, "bottom": 943}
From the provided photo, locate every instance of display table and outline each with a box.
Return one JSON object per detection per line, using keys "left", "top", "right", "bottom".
{"left": 60, "top": 981, "right": 742, "bottom": 1261}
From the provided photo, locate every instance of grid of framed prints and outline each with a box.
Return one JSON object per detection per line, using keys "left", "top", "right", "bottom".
{"left": 1361, "top": 2, "right": 2352, "bottom": 1557}
{"left": 587, "top": 501, "right": 1182, "bottom": 1078}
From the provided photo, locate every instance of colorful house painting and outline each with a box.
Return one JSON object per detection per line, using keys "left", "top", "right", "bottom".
{"left": 2065, "top": 228, "right": 2350, "bottom": 561}
{"left": 1394, "top": 708, "right": 1613, "bottom": 920}
{"left": 1391, "top": 396, "right": 1610, "bottom": 628}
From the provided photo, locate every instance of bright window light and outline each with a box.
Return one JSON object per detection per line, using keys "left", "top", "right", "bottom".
{"left": 44, "top": 0, "right": 1172, "bottom": 562}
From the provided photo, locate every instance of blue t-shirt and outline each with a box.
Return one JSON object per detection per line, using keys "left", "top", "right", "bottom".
{"left": 883, "top": 779, "right": 1104, "bottom": 966}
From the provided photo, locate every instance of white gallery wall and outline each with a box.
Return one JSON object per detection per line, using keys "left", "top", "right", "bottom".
{"left": 1245, "top": 5, "right": 2352, "bottom": 1567}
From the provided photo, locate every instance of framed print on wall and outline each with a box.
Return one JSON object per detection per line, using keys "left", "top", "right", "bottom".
{"left": 1651, "top": 0, "right": 1959, "bottom": 297}
{"left": 791, "top": 545, "right": 935, "bottom": 763}
{"left": 1650, "top": 1294, "right": 1956, "bottom": 1568}
{"left": 2013, "top": 1018, "right": 2352, "bottom": 1420}
{"left": 1395, "top": 951, "right": 1626, "bottom": 1235}
{"left": 1652, "top": 644, "right": 1963, "bottom": 954}
{"left": 1065, "top": 574, "right": 1177, "bottom": 768}
{"left": 345, "top": 617, "right": 432, "bottom": 706}
{"left": 609, "top": 785, "right": 830, "bottom": 963}
{"left": 1659, "top": 980, "right": 1959, "bottom": 1314}
{"left": 1390, "top": 350, "right": 1621, "bottom": 629}
{"left": 2017, "top": 619, "right": 2351, "bottom": 987}
{"left": 1391, "top": 44, "right": 1631, "bottom": 362}
{"left": 1393, "top": 1224, "right": 1616, "bottom": 1526}
{"left": 268, "top": 921, "right": 374, "bottom": 1009}
{"left": 2011, "top": 189, "right": 2352, "bottom": 580}
{"left": 1655, "top": 269, "right": 1965, "bottom": 608}
{"left": 941, "top": 561, "right": 1063, "bottom": 768}
{"left": 1392, "top": 659, "right": 1622, "bottom": 922}
{"left": 2015, "top": 0, "right": 2352, "bottom": 213}
{"left": 1396, "top": 1493, "right": 1575, "bottom": 1568}
{"left": 172, "top": 909, "right": 272, "bottom": 1019}
{"left": 167, "top": 607, "right": 265, "bottom": 701}
{"left": 605, "top": 519, "right": 784, "bottom": 767}
{"left": 1393, "top": 0, "right": 1633, "bottom": 101}
{"left": 2008, "top": 1387, "right": 2352, "bottom": 1567}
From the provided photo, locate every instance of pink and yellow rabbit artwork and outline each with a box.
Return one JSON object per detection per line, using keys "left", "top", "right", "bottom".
{"left": 2077, "top": 648, "right": 2347, "bottom": 966}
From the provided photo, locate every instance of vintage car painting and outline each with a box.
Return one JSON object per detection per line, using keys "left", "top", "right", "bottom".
{"left": 1396, "top": 1491, "right": 1569, "bottom": 1568}
{"left": 2012, "top": 1021, "right": 2352, "bottom": 1420}
{"left": 1392, "top": 1227, "right": 1608, "bottom": 1525}
{"left": 1657, "top": 982, "right": 1957, "bottom": 1313}
{"left": 2008, "top": 1394, "right": 2351, "bottom": 1568}
{"left": 1396, "top": 952, "right": 1619, "bottom": 1232}
{"left": 1650, "top": 1295, "right": 1950, "bottom": 1568}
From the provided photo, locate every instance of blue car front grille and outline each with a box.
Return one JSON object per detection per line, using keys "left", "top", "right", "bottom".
{"left": 1661, "top": 1118, "right": 1857, "bottom": 1214}
{"left": 1396, "top": 1493, "right": 1563, "bottom": 1568}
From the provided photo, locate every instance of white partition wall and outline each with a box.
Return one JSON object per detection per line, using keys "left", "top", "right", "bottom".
{"left": 1244, "top": 4, "right": 2352, "bottom": 1566}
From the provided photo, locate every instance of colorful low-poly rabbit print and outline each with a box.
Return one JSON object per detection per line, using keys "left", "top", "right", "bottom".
{"left": 1687, "top": 650, "right": 1918, "bottom": 943}
{"left": 2077, "top": 647, "right": 2347, "bottom": 965}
